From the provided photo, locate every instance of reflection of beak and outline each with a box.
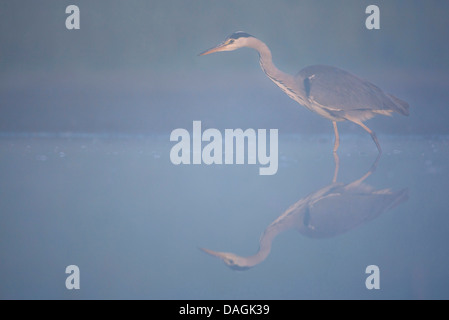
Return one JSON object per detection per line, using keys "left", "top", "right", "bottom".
{"left": 201, "top": 247, "right": 252, "bottom": 271}
{"left": 199, "top": 247, "right": 227, "bottom": 259}
{"left": 198, "top": 43, "right": 227, "bottom": 56}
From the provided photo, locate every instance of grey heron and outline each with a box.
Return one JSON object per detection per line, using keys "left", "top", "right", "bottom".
{"left": 201, "top": 156, "right": 408, "bottom": 270}
{"left": 200, "top": 32, "right": 410, "bottom": 154}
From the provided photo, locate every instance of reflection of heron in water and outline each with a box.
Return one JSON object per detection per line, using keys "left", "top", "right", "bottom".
{"left": 200, "top": 32, "right": 409, "bottom": 154}
{"left": 201, "top": 156, "right": 408, "bottom": 270}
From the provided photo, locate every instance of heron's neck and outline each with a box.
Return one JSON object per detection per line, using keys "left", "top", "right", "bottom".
{"left": 247, "top": 38, "right": 307, "bottom": 106}
{"left": 247, "top": 38, "right": 290, "bottom": 82}
{"left": 237, "top": 236, "right": 272, "bottom": 268}
{"left": 241, "top": 213, "right": 296, "bottom": 268}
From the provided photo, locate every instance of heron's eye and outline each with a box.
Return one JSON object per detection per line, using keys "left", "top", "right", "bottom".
{"left": 228, "top": 39, "right": 235, "bottom": 45}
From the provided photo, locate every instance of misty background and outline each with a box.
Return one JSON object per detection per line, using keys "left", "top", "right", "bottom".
{"left": 1, "top": 1, "right": 449, "bottom": 300}
{"left": 1, "top": 0, "right": 448, "bottom": 135}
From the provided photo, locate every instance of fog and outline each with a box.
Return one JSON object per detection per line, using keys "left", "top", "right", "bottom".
{"left": 1, "top": 1, "right": 449, "bottom": 300}
{"left": 1, "top": 0, "right": 448, "bottom": 135}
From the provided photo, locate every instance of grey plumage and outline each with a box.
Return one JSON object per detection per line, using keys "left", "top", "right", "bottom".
{"left": 200, "top": 32, "right": 410, "bottom": 153}
{"left": 297, "top": 65, "right": 409, "bottom": 121}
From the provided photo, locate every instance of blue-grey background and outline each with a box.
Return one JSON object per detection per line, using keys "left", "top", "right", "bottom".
{"left": 1, "top": 0, "right": 448, "bottom": 299}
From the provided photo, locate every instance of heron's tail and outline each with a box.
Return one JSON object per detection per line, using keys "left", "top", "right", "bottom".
{"left": 388, "top": 94, "right": 410, "bottom": 116}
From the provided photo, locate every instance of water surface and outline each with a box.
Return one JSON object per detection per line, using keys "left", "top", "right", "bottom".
{"left": 1, "top": 134, "right": 447, "bottom": 299}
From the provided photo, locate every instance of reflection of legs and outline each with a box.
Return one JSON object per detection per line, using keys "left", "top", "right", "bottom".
{"left": 332, "top": 151, "right": 340, "bottom": 183}
{"left": 332, "top": 121, "right": 340, "bottom": 153}
{"left": 332, "top": 121, "right": 340, "bottom": 183}
{"left": 345, "top": 152, "right": 382, "bottom": 189}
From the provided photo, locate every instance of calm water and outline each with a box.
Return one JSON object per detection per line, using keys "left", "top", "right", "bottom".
{"left": 0, "top": 133, "right": 447, "bottom": 299}
{"left": 1, "top": 0, "right": 448, "bottom": 301}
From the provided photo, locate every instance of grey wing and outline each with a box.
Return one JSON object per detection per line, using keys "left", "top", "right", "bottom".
{"left": 297, "top": 65, "right": 409, "bottom": 118}
{"left": 299, "top": 184, "right": 408, "bottom": 239}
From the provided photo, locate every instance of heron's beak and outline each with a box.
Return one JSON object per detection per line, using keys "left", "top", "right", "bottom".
{"left": 199, "top": 247, "right": 228, "bottom": 259}
{"left": 198, "top": 43, "right": 228, "bottom": 56}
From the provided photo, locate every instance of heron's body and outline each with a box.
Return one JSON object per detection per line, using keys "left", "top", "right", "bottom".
{"left": 200, "top": 32, "right": 409, "bottom": 153}
{"left": 294, "top": 65, "right": 409, "bottom": 121}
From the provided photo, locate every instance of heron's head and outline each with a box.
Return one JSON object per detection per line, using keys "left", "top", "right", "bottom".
{"left": 199, "top": 31, "right": 255, "bottom": 56}
{"left": 200, "top": 247, "right": 253, "bottom": 271}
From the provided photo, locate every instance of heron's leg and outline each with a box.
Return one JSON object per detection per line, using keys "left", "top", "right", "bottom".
{"left": 350, "top": 119, "right": 382, "bottom": 154}
{"left": 332, "top": 121, "right": 340, "bottom": 153}
{"left": 331, "top": 122, "right": 340, "bottom": 183}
